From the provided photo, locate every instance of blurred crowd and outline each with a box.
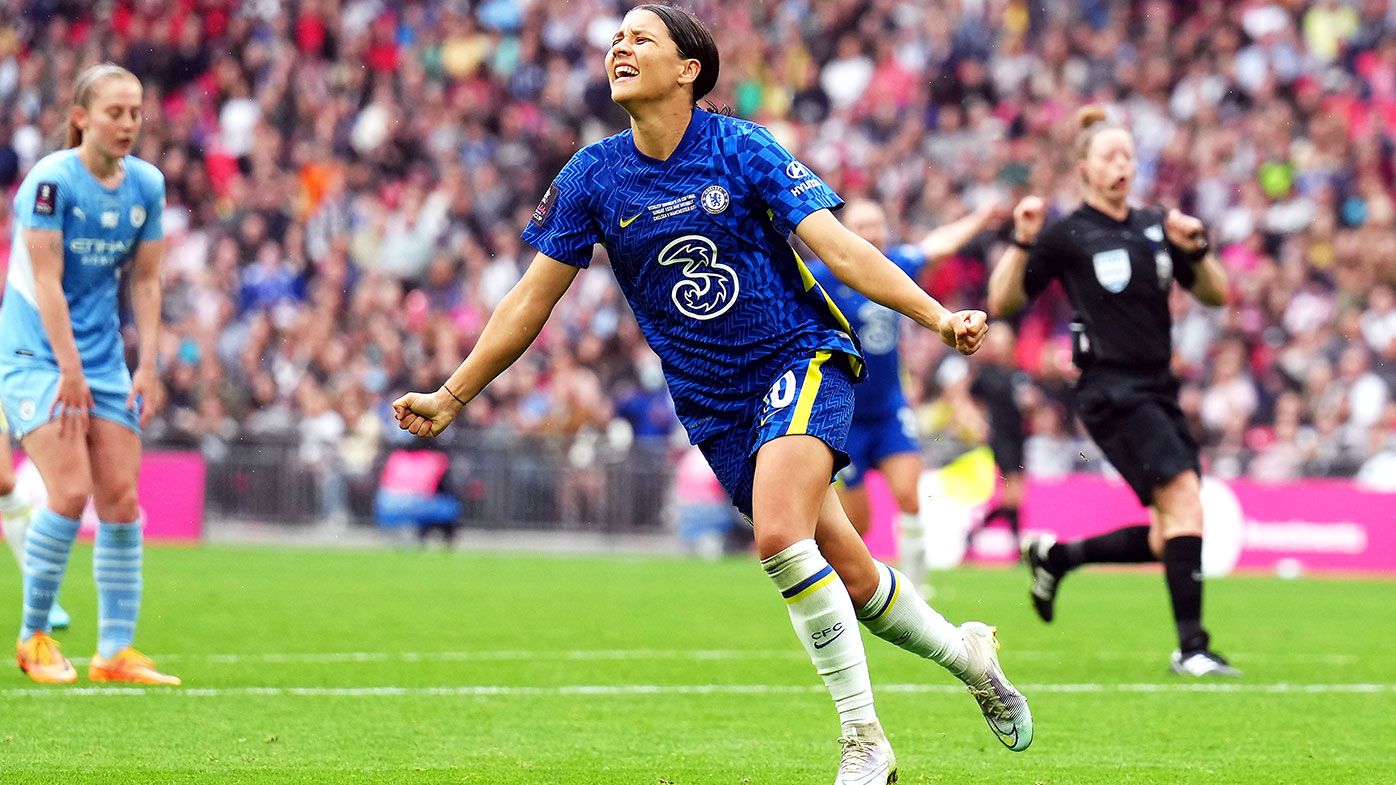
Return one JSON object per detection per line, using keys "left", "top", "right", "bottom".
{"left": 1, "top": 0, "right": 1394, "bottom": 494}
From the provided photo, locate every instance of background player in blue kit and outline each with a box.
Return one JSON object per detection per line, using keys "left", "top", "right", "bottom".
{"left": 393, "top": 6, "right": 1031, "bottom": 781}
{"left": 0, "top": 64, "right": 178, "bottom": 685}
{"left": 809, "top": 198, "right": 1000, "bottom": 591}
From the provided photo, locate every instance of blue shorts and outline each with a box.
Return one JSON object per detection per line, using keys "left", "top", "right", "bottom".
{"left": 698, "top": 350, "right": 855, "bottom": 518}
{"left": 838, "top": 406, "right": 921, "bottom": 488}
{"left": 0, "top": 363, "right": 140, "bottom": 441}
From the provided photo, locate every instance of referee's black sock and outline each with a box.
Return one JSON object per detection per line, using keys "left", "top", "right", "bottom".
{"left": 983, "top": 506, "right": 1021, "bottom": 538}
{"left": 1048, "top": 524, "right": 1155, "bottom": 573}
{"left": 1163, "top": 536, "right": 1209, "bottom": 654}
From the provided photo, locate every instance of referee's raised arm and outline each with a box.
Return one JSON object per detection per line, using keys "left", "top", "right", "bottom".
{"left": 1164, "top": 208, "right": 1229, "bottom": 307}
{"left": 987, "top": 195, "right": 1046, "bottom": 318}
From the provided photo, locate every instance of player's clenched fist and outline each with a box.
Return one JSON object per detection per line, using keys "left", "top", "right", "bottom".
{"left": 1012, "top": 196, "right": 1045, "bottom": 245}
{"left": 1164, "top": 208, "right": 1208, "bottom": 256}
{"left": 939, "top": 309, "right": 989, "bottom": 356}
{"left": 392, "top": 389, "right": 462, "bottom": 438}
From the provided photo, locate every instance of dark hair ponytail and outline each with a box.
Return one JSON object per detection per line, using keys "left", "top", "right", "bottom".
{"left": 67, "top": 63, "right": 139, "bottom": 148}
{"left": 635, "top": 4, "right": 720, "bottom": 103}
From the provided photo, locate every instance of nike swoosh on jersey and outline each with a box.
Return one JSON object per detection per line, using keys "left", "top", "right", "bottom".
{"left": 619, "top": 213, "right": 642, "bottom": 228}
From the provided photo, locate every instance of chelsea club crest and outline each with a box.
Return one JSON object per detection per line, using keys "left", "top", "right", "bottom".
{"left": 701, "top": 184, "right": 730, "bottom": 215}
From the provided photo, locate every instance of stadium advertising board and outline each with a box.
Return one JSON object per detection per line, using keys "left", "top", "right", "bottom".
{"left": 867, "top": 471, "right": 1396, "bottom": 577}
{"left": 8, "top": 451, "right": 205, "bottom": 542}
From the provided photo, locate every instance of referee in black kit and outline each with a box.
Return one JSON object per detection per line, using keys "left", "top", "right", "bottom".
{"left": 987, "top": 106, "right": 1238, "bottom": 677}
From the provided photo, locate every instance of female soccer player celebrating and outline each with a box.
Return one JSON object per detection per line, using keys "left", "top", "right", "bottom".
{"left": 395, "top": 6, "right": 1031, "bottom": 781}
{"left": 988, "top": 105, "right": 1237, "bottom": 677}
{"left": 1, "top": 63, "right": 178, "bottom": 685}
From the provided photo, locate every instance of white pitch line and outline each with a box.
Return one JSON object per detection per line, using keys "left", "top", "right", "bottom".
{"left": 2, "top": 682, "right": 1393, "bottom": 699}
{"left": 61, "top": 649, "right": 1364, "bottom": 666}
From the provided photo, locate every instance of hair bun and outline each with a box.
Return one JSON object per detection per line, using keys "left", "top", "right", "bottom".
{"left": 1075, "top": 105, "right": 1108, "bottom": 130}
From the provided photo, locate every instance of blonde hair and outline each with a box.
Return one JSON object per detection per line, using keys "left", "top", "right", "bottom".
{"left": 66, "top": 63, "right": 139, "bottom": 149}
{"left": 1072, "top": 104, "right": 1126, "bottom": 161}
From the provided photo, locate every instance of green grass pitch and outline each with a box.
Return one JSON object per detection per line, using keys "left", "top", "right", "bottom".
{"left": 0, "top": 544, "right": 1392, "bottom": 784}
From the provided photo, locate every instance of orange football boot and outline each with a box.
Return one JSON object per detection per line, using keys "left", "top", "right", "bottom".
{"left": 88, "top": 647, "right": 181, "bottom": 686}
{"left": 16, "top": 631, "right": 78, "bottom": 684}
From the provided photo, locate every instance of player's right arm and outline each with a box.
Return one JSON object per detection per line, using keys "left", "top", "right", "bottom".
{"left": 397, "top": 148, "right": 599, "bottom": 439}
{"left": 796, "top": 209, "right": 985, "bottom": 355}
{"left": 393, "top": 252, "right": 579, "bottom": 438}
{"left": 26, "top": 226, "right": 94, "bottom": 434}
{"left": 987, "top": 196, "right": 1047, "bottom": 318}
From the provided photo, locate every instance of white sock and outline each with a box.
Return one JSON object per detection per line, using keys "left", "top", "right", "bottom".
{"left": 857, "top": 561, "right": 969, "bottom": 676}
{"left": 762, "top": 539, "right": 878, "bottom": 730}
{"left": 0, "top": 490, "right": 34, "bottom": 567}
{"left": 897, "top": 511, "right": 926, "bottom": 588}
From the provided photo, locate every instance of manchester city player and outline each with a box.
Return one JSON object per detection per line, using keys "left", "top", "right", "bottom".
{"left": 1, "top": 63, "right": 178, "bottom": 685}
{"left": 989, "top": 105, "right": 1236, "bottom": 677}
{"left": 809, "top": 198, "right": 999, "bottom": 592}
{"left": 394, "top": 6, "right": 1031, "bottom": 781}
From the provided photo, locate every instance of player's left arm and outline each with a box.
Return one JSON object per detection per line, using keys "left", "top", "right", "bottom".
{"left": 1164, "top": 208, "right": 1227, "bottom": 307}
{"left": 127, "top": 238, "right": 165, "bottom": 425}
{"left": 796, "top": 209, "right": 986, "bottom": 356}
{"left": 127, "top": 167, "right": 167, "bottom": 425}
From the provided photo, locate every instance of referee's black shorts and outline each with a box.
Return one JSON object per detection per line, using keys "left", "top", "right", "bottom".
{"left": 1073, "top": 365, "right": 1201, "bottom": 506}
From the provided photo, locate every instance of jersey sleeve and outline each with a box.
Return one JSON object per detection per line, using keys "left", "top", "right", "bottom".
{"left": 739, "top": 124, "right": 843, "bottom": 236}
{"left": 520, "top": 151, "right": 602, "bottom": 269}
{"left": 1022, "top": 220, "right": 1069, "bottom": 298}
{"left": 15, "top": 166, "right": 66, "bottom": 232}
{"left": 137, "top": 164, "right": 166, "bottom": 243}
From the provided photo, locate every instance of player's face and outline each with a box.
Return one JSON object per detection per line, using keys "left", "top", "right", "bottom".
{"left": 607, "top": 10, "right": 697, "bottom": 107}
{"left": 843, "top": 201, "right": 889, "bottom": 251}
{"left": 1080, "top": 128, "right": 1135, "bottom": 205}
{"left": 75, "top": 76, "right": 143, "bottom": 159}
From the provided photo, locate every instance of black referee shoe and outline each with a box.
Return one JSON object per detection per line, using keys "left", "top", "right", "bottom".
{"left": 1021, "top": 535, "right": 1064, "bottom": 623}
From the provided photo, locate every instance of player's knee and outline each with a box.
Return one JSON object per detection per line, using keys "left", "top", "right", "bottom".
{"left": 753, "top": 521, "right": 807, "bottom": 560}
{"left": 95, "top": 487, "right": 140, "bottom": 523}
{"left": 1152, "top": 482, "right": 1203, "bottom": 538}
{"left": 47, "top": 486, "right": 93, "bottom": 519}
{"left": 890, "top": 486, "right": 920, "bottom": 515}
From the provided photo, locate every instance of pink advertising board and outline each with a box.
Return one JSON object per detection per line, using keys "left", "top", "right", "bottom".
{"left": 7, "top": 451, "right": 205, "bottom": 542}
{"left": 866, "top": 471, "right": 1396, "bottom": 576}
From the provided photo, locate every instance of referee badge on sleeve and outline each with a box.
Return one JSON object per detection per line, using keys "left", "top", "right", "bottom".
{"left": 1092, "top": 248, "right": 1131, "bottom": 293}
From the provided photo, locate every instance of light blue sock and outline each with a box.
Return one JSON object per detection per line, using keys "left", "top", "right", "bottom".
{"left": 94, "top": 520, "right": 143, "bottom": 659}
{"left": 19, "top": 509, "right": 80, "bottom": 640}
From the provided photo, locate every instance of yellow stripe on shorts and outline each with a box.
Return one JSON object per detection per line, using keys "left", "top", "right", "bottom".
{"left": 788, "top": 350, "right": 832, "bottom": 435}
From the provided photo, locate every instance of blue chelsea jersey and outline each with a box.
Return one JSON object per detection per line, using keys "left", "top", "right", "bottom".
{"left": 522, "top": 110, "right": 862, "bottom": 445}
{"left": 809, "top": 244, "right": 927, "bottom": 421}
{"left": 0, "top": 149, "right": 165, "bottom": 375}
